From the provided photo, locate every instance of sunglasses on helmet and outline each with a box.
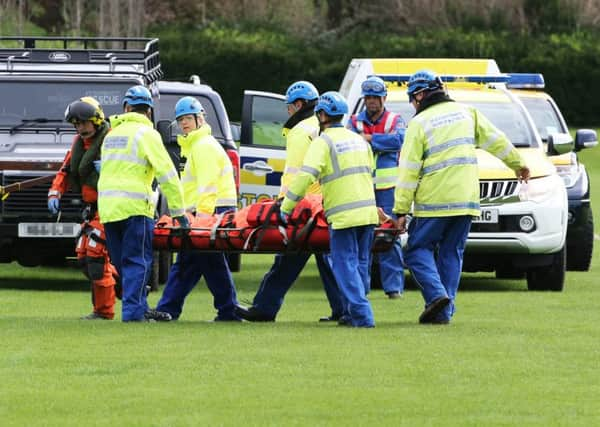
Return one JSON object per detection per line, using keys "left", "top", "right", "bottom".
{"left": 361, "top": 80, "right": 385, "bottom": 93}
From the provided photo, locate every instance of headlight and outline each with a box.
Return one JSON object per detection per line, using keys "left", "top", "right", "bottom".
{"left": 555, "top": 164, "right": 580, "bottom": 188}
{"left": 518, "top": 174, "right": 564, "bottom": 203}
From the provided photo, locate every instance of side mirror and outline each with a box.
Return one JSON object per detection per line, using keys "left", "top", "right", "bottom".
{"left": 230, "top": 122, "right": 241, "bottom": 144}
{"left": 156, "top": 119, "right": 182, "bottom": 172}
{"left": 156, "top": 119, "right": 174, "bottom": 145}
{"left": 547, "top": 132, "right": 574, "bottom": 155}
{"left": 574, "top": 129, "right": 598, "bottom": 151}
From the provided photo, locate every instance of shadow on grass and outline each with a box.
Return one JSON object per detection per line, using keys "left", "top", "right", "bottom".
{"left": 0, "top": 278, "right": 88, "bottom": 292}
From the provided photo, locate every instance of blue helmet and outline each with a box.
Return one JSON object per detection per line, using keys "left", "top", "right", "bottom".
{"left": 361, "top": 76, "right": 387, "bottom": 97}
{"left": 285, "top": 80, "right": 319, "bottom": 104}
{"left": 175, "top": 96, "right": 205, "bottom": 119}
{"left": 123, "top": 85, "right": 154, "bottom": 108}
{"left": 314, "top": 91, "right": 348, "bottom": 117}
{"left": 407, "top": 69, "right": 443, "bottom": 99}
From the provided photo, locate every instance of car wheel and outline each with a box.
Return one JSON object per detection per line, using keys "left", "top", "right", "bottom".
{"left": 526, "top": 246, "right": 566, "bottom": 291}
{"left": 567, "top": 207, "right": 594, "bottom": 271}
{"left": 227, "top": 253, "right": 241, "bottom": 272}
{"left": 495, "top": 267, "right": 525, "bottom": 279}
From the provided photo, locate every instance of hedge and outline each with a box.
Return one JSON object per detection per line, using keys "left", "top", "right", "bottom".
{"left": 152, "top": 25, "right": 600, "bottom": 125}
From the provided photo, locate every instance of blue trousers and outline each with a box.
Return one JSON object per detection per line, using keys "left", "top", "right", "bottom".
{"left": 156, "top": 206, "right": 238, "bottom": 320}
{"left": 373, "top": 188, "right": 404, "bottom": 294}
{"left": 404, "top": 216, "right": 472, "bottom": 322}
{"left": 156, "top": 250, "right": 238, "bottom": 320}
{"left": 104, "top": 215, "right": 154, "bottom": 322}
{"left": 330, "top": 225, "right": 375, "bottom": 327}
{"left": 253, "top": 252, "right": 346, "bottom": 319}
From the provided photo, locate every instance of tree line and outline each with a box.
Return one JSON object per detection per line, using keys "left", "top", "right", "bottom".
{"left": 1, "top": 0, "right": 600, "bottom": 124}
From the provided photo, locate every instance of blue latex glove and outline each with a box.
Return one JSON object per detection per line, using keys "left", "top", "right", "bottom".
{"left": 93, "top": 160, "right": 101, "bottom": 173}
{"left": 48, "top": 197, "right": 60, "bottom": 214}
{"left": 279, "top": 210, "right": 289, "bottom": 225}
{"left": 173, "top": 215, "right": 190, "bottom": 228}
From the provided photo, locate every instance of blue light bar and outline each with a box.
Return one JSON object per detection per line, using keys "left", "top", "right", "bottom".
{"left": 372, "top": 74, "right": 510, "bottom": 84}
{"left": 507, "top": 73, "right": 545, "bottom": 89}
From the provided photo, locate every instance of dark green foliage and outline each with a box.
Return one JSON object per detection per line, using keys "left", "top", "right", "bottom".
{"left": 151, "top": 24, "right": 600, "bottom": 125}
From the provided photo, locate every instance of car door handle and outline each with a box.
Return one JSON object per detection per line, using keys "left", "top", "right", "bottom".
{"left": 243, "top": 160, "right": 273, "bottom": 175}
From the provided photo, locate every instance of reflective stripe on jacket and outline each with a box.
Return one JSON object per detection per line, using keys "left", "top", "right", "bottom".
{"left": 178, "top": 125, "right": 237, "bottom": 214}
{"left": 393, "top": 101, "right": 526, "bottom": 217}
{"left": 98, "top": 112, "right": 184, "bottom": 223}
{"left": 279, "top": 115, "right": 320, "bottom": 198}
{"left": 347, "top": 109, "right": 405, "bottom": 190}
{"left": 281, "top": 125, "right": 378, "bottom": 230}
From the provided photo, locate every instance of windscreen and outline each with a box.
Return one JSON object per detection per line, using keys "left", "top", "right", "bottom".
{"left": 157, "top": 93, "right": 224, "bottom": 142}
{"left": 385, "top": 99, "right": 537, "bottom": 147}
{"left": 0, "top": 80, "right": 133, "bottom": 127}
{"left": 518, "top": 96, "right": 565, "bottom": 141}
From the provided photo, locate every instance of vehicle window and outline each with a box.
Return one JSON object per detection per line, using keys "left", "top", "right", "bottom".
{"left": 518, "top": 96, "right": 565, "bottom": 141}
{"left": 385, "top": 99, "right": 536, "bottom": 147}
{"left": 0, "top": 80, "right": 132, "bottom": 126}
{"left": 158, "top": 94, "right": 224, "bottom": 141}
{"left": 251, "top": 96, "right": 287, "bottom": 148}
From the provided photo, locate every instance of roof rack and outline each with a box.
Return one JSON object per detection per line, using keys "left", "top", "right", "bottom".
{"left": 0, "top": 36, "right": 163, "bottom": 84}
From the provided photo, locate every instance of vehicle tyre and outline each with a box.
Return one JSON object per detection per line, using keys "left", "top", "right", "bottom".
{"left": 158, "top": 250, "right": 173, "bottom": 283}
{"left": 567, "top": 207, "right": 594, "bottom": 271}
{"left": 227, "top": 253, "right": 241, "bottom": 272}
{"left": 149, "top": 250, "right": 172, "bottom": 292}
{"left": 370, "top": 260, "right": 382, "bottom": 290}
{"left": 526, "top": 246, "right": 566, "bottom": 291}
{"left": 495, "top": 267, "right": 525, "bottom": 279}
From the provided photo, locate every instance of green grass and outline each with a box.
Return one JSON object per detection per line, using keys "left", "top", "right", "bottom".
{"left": 2, "top": 142, "right": 600, "bottom": 426}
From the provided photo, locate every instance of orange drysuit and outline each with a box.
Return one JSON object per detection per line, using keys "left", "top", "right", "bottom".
{"left": 49, "top": 134, "right": 117, "bottom": 319}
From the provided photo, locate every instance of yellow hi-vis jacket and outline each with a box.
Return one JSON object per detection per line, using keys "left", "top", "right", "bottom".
{"left": 279, "top": 115, "right": 321, "bottom": 198}
{"left": 281, "top": 125, "right": 379, "bottom": 230}
{"left": 178, "top": 125, "right": 237, "bottom": 214}
{"left": 98, "top": 112, "right": 185, "bottom": 223}
{"left": 393, "top": 101, "right": 526, "bottom": 217}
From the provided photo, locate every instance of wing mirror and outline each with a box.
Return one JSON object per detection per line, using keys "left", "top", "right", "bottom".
{"left": 547, "top": 132, "right": 574, "bottom": 155}
{"left": 574, "top": 129, "right": 598, "bottom": 151}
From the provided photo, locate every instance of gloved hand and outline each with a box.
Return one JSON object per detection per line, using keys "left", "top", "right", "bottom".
{"left": 279, "top": 210, "right": 289, "bottom": 225}
{"left": 173, "top": 215, "right": 190, "bottom": 228}
{"left": 48, "top": 197, "right": 60, "bottom": 214}
{"left": 93, "top": 160, "right": 101, "bottom": 173}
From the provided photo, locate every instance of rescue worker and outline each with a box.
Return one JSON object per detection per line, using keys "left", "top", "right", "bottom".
{"left": 394, "top": 70, "right": 530, "bottom": 324}
{"left": 347, "top": 76, "right": 405, "bottom": 298}
{"left": 154, "top": 96, "right": 240, "bottom": 321}
{"left": 235, "top": 81, "right": 346, "bottom": 323}
{"left": 281, "top": 91, "right": 379, "bottom": 328}
{"left": 97, "top": 85, "right": 186, "bottom": 322}
{"left": 48, "top": 97, "right": 117, "bottom": 320}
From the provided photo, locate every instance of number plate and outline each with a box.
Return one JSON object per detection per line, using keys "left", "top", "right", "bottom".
{"left": 18, "top": 223, "right": 81, "bottom": 238}
{"left": 472, "top": 209, "right": 499, "bottom": 224}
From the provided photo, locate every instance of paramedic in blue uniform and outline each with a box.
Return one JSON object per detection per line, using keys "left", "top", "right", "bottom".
{"left": 155, "top": 97, "right": 240, "bottom": 321}
{"left": 235, "top": 81, "right": 347, "bottom": 322}
{"left": 394, "top": 70, "right": 530, "bottom": 324}
{"left": 347, "top": 76, "right": 406, "bottom": 298}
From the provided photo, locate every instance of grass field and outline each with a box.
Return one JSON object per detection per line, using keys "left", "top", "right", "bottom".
{"left": 2, "top": 146, "right": 600, "bottom": 426}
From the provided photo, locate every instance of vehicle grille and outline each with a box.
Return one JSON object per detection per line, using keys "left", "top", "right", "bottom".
{"left": 1, "top": 174, "right": 83, "bottom": 217}
{"left": 480, "top": 180, "right": 520, "bottom": 203}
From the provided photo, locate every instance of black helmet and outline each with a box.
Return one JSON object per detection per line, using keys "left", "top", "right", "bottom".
{"left": 64, "top": 97, "right": 105, "bottom": 126}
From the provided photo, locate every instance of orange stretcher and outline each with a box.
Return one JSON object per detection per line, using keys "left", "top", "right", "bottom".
{"left": 153, "top": 195, "right": 400, "bottom": 253}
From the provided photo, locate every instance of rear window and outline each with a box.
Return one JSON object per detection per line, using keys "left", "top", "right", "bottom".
{"left": 0, "top": 80, "right": 133, "bottom": 126}
{"left": 157, "top": 93, "right": 224, "bottom": 142}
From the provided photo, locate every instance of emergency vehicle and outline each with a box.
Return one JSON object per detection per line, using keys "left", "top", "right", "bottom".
{"left": 337, "top": 58, "right": 569, "bottom": 291}
{"left": 0, "top": 37, "right": 242, "bottom": 284}
{"left": 507, "top": 73, "right": 597, "bottom": 271}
